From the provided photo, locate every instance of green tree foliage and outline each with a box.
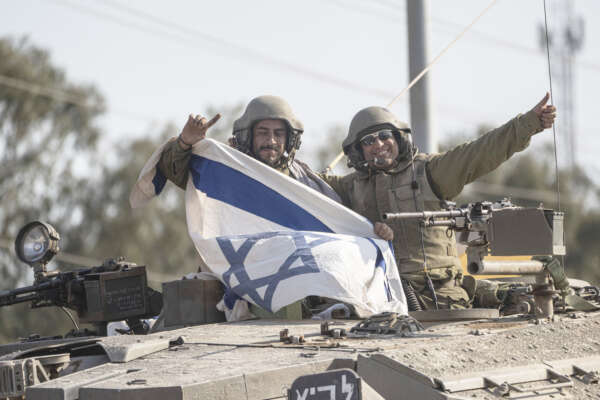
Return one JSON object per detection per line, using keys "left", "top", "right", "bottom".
{"left": 0, "top": 45, "right": 244, "bottom": 341}
{"left": 0, "top": 36, "right": 105, "bottom": 341}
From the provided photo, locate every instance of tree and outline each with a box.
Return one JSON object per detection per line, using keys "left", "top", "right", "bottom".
{"left": 0, "top": 36, "right": 105, "bottom": 340}
{"left": 0, "top": 78, "right": 245, "bottom": 341}
{"left": 0, "top": 35, "right": 255, "bottom": 343}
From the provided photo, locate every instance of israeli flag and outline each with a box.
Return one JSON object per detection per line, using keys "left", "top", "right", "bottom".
{"left": 131, "top": 139, "right": 407, "bottom": 318}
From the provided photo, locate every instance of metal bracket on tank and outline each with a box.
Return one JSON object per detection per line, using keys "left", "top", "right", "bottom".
{"left": 350, "top": 313, "right": 424, "bottom": 335}
{"left": 355, "top": 354, "right": 600, "bottom": 399}
{"left": 479, "top": 370, "right": 571, "bottom": 398}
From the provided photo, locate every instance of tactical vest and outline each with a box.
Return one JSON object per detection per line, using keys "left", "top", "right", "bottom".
{"left": 346, "top": 154, "right": 461, "bottom": 274}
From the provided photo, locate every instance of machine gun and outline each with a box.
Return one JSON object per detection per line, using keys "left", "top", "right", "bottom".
{"left": 0, "top": 221, "right": 163, "bottom": 336}
{"left": 383, "top": 200, "right": 569, "bottom": 318}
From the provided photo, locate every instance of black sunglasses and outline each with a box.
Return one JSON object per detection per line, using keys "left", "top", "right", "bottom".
{"left": 359, "top": 130, "right": 395, "bottom": 146}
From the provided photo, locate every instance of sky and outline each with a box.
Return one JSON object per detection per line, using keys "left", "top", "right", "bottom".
{"left": 1, "top": 0, "right": 599, "bottom": 175}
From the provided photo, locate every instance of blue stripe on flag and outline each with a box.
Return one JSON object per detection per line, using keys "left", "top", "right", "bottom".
{"left": 367, "top": 238, "right": 392, "bottom": 301}
{"left": 152, "top": 168, "right": 167, "bottom": 195}
{"left": 189, "top": 154, "right": 333, "bottom": 233}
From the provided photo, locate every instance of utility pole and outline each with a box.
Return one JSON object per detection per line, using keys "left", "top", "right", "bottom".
{"left": 406, "top": 0, "right": 436, "bottom": 153}
{"left": 540, "top": 1, "right": 584, "bottom": 168}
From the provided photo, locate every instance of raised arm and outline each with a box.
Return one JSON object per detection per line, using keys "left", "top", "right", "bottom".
{"left": 157, "top": 113, "right": 221, "bottom": 189}
{"left": 427, "top": 93, "right": 556, "bottom": 199}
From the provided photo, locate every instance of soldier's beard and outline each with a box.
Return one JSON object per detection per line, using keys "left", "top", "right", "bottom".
{"left": 256, "top": 146, "right": 282, "bottom": 167}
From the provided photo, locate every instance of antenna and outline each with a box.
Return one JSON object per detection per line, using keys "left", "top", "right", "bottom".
{"left": 539, "top": 0, "right": 584, "bottom": 168}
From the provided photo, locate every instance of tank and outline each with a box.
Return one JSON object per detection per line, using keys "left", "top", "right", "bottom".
{"left": 1, "top": 203, "right": 600, "bottom": 400}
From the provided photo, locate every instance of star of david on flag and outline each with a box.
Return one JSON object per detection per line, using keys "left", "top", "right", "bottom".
{"left": 131, "top": 138, "right": 407, "bottom": 319}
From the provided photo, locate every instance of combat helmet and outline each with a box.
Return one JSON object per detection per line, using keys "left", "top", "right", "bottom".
{"left": 343, "top": 106, "right": 412, "bottom": 172}
{"left": 232, "top": 95, "right": 303, "bottom": 168}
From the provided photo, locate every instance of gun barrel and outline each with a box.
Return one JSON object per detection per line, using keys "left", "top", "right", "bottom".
{"left": 427, "top": 220, "right": 456, "bottom": 227}
{"left": 0, "top": 292, "right": 41, "bottom": 307}
{"left": 468, "top": 260, "right": 546, "bottom": 275}
{"left": 0, "top": 279, "right": 60, "bottom": 307}
{"left": 383, "top": 209, "right": 467, "bottom": 220}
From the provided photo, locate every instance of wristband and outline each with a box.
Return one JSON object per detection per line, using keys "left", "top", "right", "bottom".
{"left": 177, "top": 134, "right": 193, "bottom": 150}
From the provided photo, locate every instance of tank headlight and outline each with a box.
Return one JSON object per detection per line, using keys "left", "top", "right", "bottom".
{"left": 15, "top": 221, "right": 60, "bottom": 268}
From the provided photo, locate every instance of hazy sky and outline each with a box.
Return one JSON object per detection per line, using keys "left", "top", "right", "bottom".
{"left": 2, "top": 0, "right": 599, "bottom": 173}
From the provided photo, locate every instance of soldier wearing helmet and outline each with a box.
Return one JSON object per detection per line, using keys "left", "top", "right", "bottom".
{"left": 322, "top": 93, "right": 557, "bottom": 310}
{"left": 158, "top": 95, "right": 340, "bottom": 202}
{"left": 156, "top": 96, "right": 380, "bottom": 318}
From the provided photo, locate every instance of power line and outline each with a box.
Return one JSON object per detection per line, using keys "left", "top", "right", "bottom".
{"left": 0, "top": 74, "right": 151, "bottom": 123}
{"left": 99, "top": 0, "right": 590, "bottom": 111}
{"left": 49, "top": 0, "right": 397, "bottom": 100}
{"left": 44, "top": 0, "right": 506, "bottom": 126}
{"left": 0, "top": 72, "right": 502, "bottom": 131}
{"left": 333, "top": 0, "right": 600, "bottom": 73}
{"left": 2, "top": 2, "right": 584, "bottom": 132}
{"left": 368, "top": 0, "right": 538, "bottom": 53}
{"left": 329, "top": 0, "right": 533, "bottom": 54}
{"left": 327, "top": 0, "right": 501, "bottom": 170}
{"left": 387, "top": 0, "right": 499, "bottom": 107}
{"left": 0, "top": 74, "right": 91, "bottom": 108}
{"left": 43, "top": 0, "right": 563, "bottom": 128}
{"left": 327, "top": 0, "right": 403, "bottom": 23}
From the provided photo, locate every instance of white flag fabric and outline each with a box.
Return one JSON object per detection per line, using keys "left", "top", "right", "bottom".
{"left": 131, "top": 139, "right": 407, "bottom": 318}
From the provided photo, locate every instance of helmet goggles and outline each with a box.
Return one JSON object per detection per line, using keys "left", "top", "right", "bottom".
{"left": 359, "top": 129, "right": 395, "bottom": 147}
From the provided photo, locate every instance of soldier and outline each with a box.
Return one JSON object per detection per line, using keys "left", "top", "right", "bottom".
{"left": 157, "top": 95, "right": 388, "bottom": 318}
{"left": 322, "top": 93, "right": 557, "bottom": 310}
{"left": 158, "top": 95, "right": 341, "bottom": 203}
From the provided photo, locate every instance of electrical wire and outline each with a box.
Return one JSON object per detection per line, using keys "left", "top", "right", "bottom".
{"left": 328, "top": 0, "right": 538, "bottom": 60}
{"left": 347, "top": 0, "right": 600, "bottom": 73}
{"left": 3, "top": 2, "right": 531, "bottom": 129}
{"left": 0, "top": 74, "right": 91, "bottom": 109}
{"left": 7, "top": 1, "right": 591, "bottom": 171}
{"left": 325, "top": 0, "right": 500, "bottom": 171}
{"left": 0, "top": 74, "right": 151, "bottom": 123}
{"left": 60, "top": 307, "right": 80, "bottom": 331}
{"left": 386, "top": 0, "right": 499, "bottom": 109}
{"left": 50, "top": 0, "right": 395, "bottom": 100}
{"left": 0, "top": 72, "right": 520, "bottom": 134}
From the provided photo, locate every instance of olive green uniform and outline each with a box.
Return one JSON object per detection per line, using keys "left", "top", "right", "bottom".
{"left": 158, "top": 138, "right": 194, "bottom": 190}
{"left": 323, "top": 110, "right": 543, "bottom": 309}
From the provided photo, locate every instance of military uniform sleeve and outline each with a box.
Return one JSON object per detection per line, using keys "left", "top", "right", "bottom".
{"left": 157, "top": 137, "right": 191, "bottom": 190}
{"left": 318, "top": 173, "right": 353, "bottom": 207}
{"left": 427, "top": 110, "right": 543, "bottom": 199}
